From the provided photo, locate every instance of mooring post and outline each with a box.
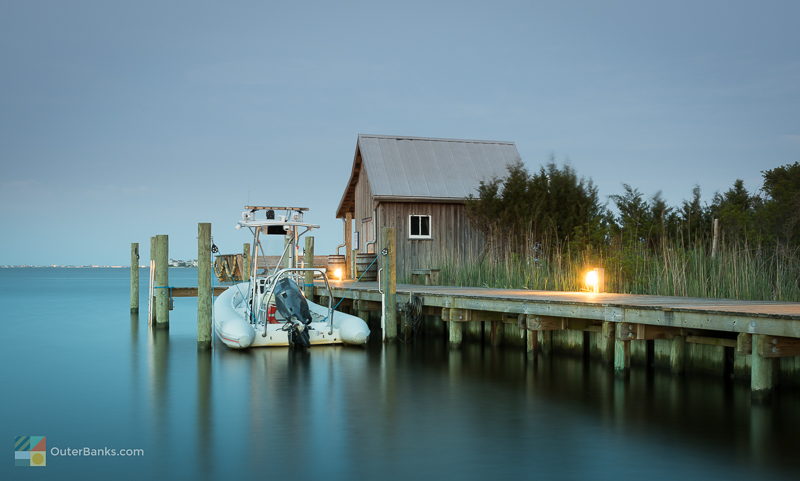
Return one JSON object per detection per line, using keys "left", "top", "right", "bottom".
{"left": 303, "top": 236, "right": 314, "bottom": 299}
{"left": 670, "top": 335, "right": 686, "bottom": 375}
{"left": 614, "top": 324, "right": 630, "bottom": 376}
{"left": 242, "top": 242, "right": 251, "bottom": 281}
{"left": 381, "top": 226, "right": 397, "bottom": 341}
{"left": 147, "top": 236, "right": 156, "bottom": 326}
{"left": 197, "top": 223, "right": 212, "bottom": 349}
{"left": 130, "top": 243, "right": 139, "bottom": 313}
{"left": 751, "top": 334, "right": 775, "bottom": 399}
{"left": 154, "top": 234, "right": 169, "bottom": 329}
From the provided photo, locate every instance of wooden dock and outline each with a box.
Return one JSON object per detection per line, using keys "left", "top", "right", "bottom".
{"left": 314, "top": 280, "right": 800, "bottom": 396}
{"left": 129, "top": 225, "right": 800, "bottom": 398}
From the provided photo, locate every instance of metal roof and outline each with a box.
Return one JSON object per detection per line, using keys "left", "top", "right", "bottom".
{"left": 336, "top": 134, "right": 520, "bottom": 217}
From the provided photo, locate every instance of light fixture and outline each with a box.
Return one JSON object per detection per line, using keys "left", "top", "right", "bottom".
{"left": 584, "top": 267, "right": 604, "bottom": 293}
{"left": 334, "top": 268, "right": 343, "bottom": 281}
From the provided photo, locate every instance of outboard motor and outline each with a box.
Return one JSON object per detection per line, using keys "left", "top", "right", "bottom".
{"left": 274, "top": 278, "right": 312, "bottom": 348}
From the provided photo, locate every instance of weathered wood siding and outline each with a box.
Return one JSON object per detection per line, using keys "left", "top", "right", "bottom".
{"left": 354, "top": 161, "right": 376, "bottom": 253}
{"left": 346, "top": 161, "right": 484, "bottom": 277}
{"left": 376, "top": 201, "right": 483, "bottom": 279}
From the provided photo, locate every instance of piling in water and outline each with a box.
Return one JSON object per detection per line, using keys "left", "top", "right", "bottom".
{"left": 130, "top": 243, "right": 139, "bottom": 313}
{"left": 154, "top": 234, "right": 169, "bottom": 329}
{"left": 148, "top": 236, "right": 156, "bottom": 326}
{"left": 381, "top": 227, "right": 397, "bottom": 341}
{"left": 197, "top": 223, "right": 212, "bottom": 349}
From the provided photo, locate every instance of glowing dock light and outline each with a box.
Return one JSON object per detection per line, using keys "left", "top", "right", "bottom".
{"left": 333, "top": 268, "right": 343, "bottom": 281}
{"left": 584, "top": 267, "right": 605, "bottom": 293}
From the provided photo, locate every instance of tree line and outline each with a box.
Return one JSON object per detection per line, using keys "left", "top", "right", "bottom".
{"left": 466, "top": 160, "right": 800, "bottom": 256}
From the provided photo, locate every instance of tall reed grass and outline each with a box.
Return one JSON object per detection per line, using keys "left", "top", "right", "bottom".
{"left": 437, "top": 241, "right": 800, "bottom": 302}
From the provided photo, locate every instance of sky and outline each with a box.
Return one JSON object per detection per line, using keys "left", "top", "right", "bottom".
{"left": 1, "top": 0, "right": 798, "bottom": 265}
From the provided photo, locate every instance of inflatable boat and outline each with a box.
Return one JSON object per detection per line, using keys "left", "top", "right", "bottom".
{"left": 213, "top": 206, "right": 370, "bottom": 349}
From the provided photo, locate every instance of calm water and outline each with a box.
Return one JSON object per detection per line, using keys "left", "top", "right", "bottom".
{"left": 2, "top": 268, "right": 800, "bottom": 480}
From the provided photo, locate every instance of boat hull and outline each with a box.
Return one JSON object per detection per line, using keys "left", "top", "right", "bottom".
{"left": 213, "top": 283, "right": 370, "bottom": 349}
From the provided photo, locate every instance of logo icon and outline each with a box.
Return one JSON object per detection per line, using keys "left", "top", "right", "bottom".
{"left": 15, "top": 436, "right": 46, "bottom": 467}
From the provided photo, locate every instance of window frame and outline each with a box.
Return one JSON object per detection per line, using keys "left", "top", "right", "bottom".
{"left": 408, "top": 214, "right": 432, "bottom": 240}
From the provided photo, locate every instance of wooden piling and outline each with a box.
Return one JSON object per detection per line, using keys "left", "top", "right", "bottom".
{"left": 448, "top": 309, "right": 463, "bottom": 347}
{"left": 197, "top": 223, "right": 212, "bottom": 349}
{"left": 600, "top": 321, "right": 615, "bottom": 364}
{"left": 148, "top": 236, "right": 156, "bottom": 326}
{"left": 355, "top": 300, "right": 370, "bottom": 327}
{"left": 614, "top": 344, "right": 631, "bottom": 376}
{"left": 154, "top": 234, "right": 169, "bottom": 329}
{"left": 670, "top": 335, "right": 686, "bottom": 375}
{"left": 614, "top": 324, "right": 630, "bottom": 375}
{"left": 130, "top": 243, "right": 139, "bottom": 313}
{"left": 526, "top": 327, "right": 538, "bottom": 356}
{"left": 540, "top": 330, "right": 553, "bottom": 355}
{"left": 751, "top": 334, "right": 775, "bottom": 399}
{"left": 490, "top": 321, "right": 502, "bottom": 347}
{"left": 242, "top": 242, "right": 251, "bottom": 281}
{"left": 381, "top": 227, "right": 397, "bottom": 341}
{"left": 303, "top": 236, "right": 314, "bottom": 299}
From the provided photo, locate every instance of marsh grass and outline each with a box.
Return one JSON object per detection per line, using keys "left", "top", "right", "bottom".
{"left": 437, "top": 241, "right": 800, "bottom": 301}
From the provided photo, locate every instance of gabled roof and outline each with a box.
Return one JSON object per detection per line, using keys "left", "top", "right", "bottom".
{"left": 336, "top": 134, "right": 520, "bottom": 217}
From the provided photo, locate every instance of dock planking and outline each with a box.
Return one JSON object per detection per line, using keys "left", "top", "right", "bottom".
{"left": 316, "top": 281, "right": 800, "bottom": 335}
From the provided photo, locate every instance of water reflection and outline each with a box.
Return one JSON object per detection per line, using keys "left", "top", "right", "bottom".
{"left": 197, "top": 348, "right": 213, "bottom": 480}
{"left": 139, "top": 332, "right": 799, "bottom": 481}
{"left": 147, "top": 327, "right": 170, "bottom": 478}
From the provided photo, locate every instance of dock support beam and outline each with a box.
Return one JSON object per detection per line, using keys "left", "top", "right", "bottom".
{"left": 600, "top": 322, "right": 615, "bottom": 364}
{"left": 380, "top": 227, "right": 397, "bottom": 341}
{"left": 540, "top": 331, "right": 553, "bottom": 356}
{"left": 130, "top": 243, "right": 139, "bottom": 313}
{"left": 355, "top": 300, "right": 370, "bottom": 328}
{"left": 490, "top": 321, "right": 502, "bottom": 347}
{"left": 154, "top": 234, "right": 169, "bottom": 329}
{"left": 751, "top": 334, "right": 775, "bottom": 399}
{"left": 614, "top": 324, "right": 630, "bottom": 376}
{"left": 670, "top": 335, "right": 686, "bottom": 375}
{"left": 526, "top": 328, "right": 538, "bottom": 356}
{"left": 448, "top": 309, "right": 463, "bottom": 348}
{"left": 197, "top": 223, "right": 212, "bottom": 349}
{"left": 242, "top": 242, "right": 250, "bottom": 281}
{"left": 303, "top": 236, "right": 314, "bottom": 299}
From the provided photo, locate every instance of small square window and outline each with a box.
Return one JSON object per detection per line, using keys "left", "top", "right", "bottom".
{"left": 409, "top": 215, "right": 431, "bottom": 239}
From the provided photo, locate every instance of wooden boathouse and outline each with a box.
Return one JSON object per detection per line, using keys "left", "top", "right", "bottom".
{"left": 335, "top": 134, "right": 521, "bottom": 280}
